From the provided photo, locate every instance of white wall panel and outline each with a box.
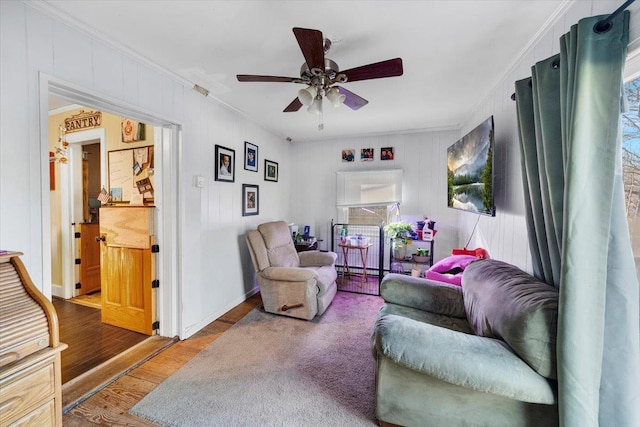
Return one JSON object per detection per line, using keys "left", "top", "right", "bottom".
{"left": 1, "top": 1, "right": 37, "bottom": 273}
{"left": 26, "top": 7, "right": 54, "bottom": 76}
{"left": 161, "top": 75, "right": 175, "bottom": 119}
{"left": 137, "top": 65, "right": 163, "bottom": 113}
{"left": 52, "top": 23, "right": 92, "bottom": 90}
{"left": 92, "top": 41, "right": 124, "bottom": 100}
{"left": 176, "top": 88, "right": 291, "bottom": 336}
{"left": 122, "top": 56, "right": 139, "bottom": 106}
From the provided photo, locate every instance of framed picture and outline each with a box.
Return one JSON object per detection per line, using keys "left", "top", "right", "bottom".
{"left": 361, "top": 148, "right": 374, "bottom": 161}
{"left": 242, "top": 184, "right": 259, "bottom": 216}
{"left": 381, "top": 146, "right": 395, "bottom": 160}
{"left": 264, "top": 159, "right": 278, "bottom": 182}
{"left": 244, "top": 141, "right": 258, "bottom": 172}
{"left": 215, "top": 145, "right": 235, "bottom": 182}
{"left": 121, "top": 118, "right": 145, "bottom": 142}
{"left": 341, "top": 149, "right": 355, "bottom": 162}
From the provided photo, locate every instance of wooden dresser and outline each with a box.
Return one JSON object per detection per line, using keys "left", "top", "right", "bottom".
{"left": 0, "top": 252, "right": 67, "bottom": 427}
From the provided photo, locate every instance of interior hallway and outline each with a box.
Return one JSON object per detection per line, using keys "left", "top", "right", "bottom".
{"left": 53, "top": 297, "right": 148, "bottom": 384}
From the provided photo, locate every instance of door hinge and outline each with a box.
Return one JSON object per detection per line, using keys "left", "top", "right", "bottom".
{"left": 75, "top": 258, "right": 81, "bottom": 265}
{"left": 152, "top": 321, "right": 160, "bottom": 330}
{"left": 151, "top": 279, "right": 159, "bottom": 288}
{"left": 151, "top": 244, "right": 160, "bottom": 253}
{"left": 75, "top": 232, "right": 81, "bottom": 238}
{"left": 75, "top": 282, "right": 81, "bottom": 289}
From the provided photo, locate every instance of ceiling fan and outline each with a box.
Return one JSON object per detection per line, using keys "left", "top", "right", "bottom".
{"left": 236, "top": 27, "right": 403, "bottom": 130}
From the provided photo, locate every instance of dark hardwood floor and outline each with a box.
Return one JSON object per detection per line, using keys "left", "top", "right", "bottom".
{"left": 53, "top": 297, "right": 149, "bottom": 384}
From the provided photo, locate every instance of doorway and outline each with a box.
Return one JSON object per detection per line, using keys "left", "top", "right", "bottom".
{"left": 53, "top": 127, "right": 107, "bottom": 301}
{"left": 49, "top": 102, "right": 154, "bottom": 381}
{"left": 44, "top": 76, "right": 181, "bottom": 383}
{"left": 43, "top": 76, "right": 181, "bottom": 334}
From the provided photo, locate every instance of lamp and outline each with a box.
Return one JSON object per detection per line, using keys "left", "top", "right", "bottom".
{"left": 297, "top": 86, "right": 317, "bottom": 106}
{"left": 326, "top": 87, "right": 346, "bottom": 108}
{"left": 307, "top": 94, "right": 323, "bottom": 115}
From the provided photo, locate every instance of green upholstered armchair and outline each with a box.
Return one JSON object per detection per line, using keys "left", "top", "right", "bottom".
{"left": 372, "top": 259, "right": 559, "bottom": 427}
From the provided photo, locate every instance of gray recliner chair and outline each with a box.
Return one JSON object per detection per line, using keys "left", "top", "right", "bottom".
{"left": 246, "top": 221, "right": 338, "bottom": 320}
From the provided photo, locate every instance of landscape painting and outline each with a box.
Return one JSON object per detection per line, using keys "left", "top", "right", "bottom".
{"left": 447, "top": 116, "right": 495, "bottom": 216}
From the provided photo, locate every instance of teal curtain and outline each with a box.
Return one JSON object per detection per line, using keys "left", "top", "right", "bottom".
{"left": 515, "top": 12, "right": 640, "bottom": 426}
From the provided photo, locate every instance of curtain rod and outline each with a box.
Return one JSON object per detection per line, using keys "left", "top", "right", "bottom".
{"left": 596, "top": 0, "right": 636, "bottom": 32}
{"left": 510, "top": 0, "right": 636, "bottom": 101}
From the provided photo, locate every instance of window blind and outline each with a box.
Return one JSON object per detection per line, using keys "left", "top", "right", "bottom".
{"left": 336, "top": 169, "right": 403, "bottom": 207}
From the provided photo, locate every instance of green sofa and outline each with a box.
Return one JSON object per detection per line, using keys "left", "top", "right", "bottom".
{"left": 372, "top": 259, "right": 559, "bottom": 427}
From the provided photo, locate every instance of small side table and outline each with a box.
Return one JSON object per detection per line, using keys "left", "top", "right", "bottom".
{"left": 338, "top": 243, "right": 372, "bottom": 282}
{"left": 295, "top": 241, "right": 318, "bottom": 252}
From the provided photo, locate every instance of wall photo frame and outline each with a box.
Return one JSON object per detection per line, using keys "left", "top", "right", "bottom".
{"left": 341, "top": 149, "right": 355, "bottom": 162}
{"left": 381, "top": 146, "right": 395, "bottom": 160}
{"left": 215, "top": 145, "right": 235, "bottom": 182}
{"left": 242, "top": 184, "right": 259, "bottom": 216}
{"left": 264, "top": 159, "right": 278, "bottom": 182}
{"left": 121, "top": 118, "right": 145, "bottom": 142}
{"left": 244, "top": 141, "right": 258, "bottom": 172}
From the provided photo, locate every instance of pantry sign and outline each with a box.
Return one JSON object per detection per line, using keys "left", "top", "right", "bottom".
{"left": 64, "top": 110, "right": 102, "bottom": 133}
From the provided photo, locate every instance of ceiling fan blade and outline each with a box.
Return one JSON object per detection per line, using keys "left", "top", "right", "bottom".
{"left": 336, "top": 86, "right": 369, "bottom": 110}
{"left": 237, "top": 75, "right": 303, "bottom": 83}
{"left": 292, "top": 27, "right": 324, "bottom": 72}
{"left": 283, "top": 97, "right": 303, "bottom": 112}
{"left": 341, "top": 58, "right": 403, "bottom": 83}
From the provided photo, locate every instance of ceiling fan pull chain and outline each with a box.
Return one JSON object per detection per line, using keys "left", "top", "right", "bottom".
{"left": 318, "top": 110, "right": 324, "bottom": 131}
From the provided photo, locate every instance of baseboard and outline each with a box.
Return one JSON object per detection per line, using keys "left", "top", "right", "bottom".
{"left": 51, "top": 283, "right": 64, "bottom": 298}
{"left": 183, "top": 287, "right": 259, "bottom": 338}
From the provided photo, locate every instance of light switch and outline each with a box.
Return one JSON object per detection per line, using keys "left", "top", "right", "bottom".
{"left": 196, "top": 175, "right": 205, "bottom": 188}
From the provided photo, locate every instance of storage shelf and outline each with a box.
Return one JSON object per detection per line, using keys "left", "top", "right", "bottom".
{"left": 389, "top": 239, "right": 435, "bottom": 276}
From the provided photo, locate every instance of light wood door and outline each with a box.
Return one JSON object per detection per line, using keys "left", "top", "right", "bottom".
{"left": 78, "top": 223, "right": 101, "bottom": 296}
{"left": 99, "top": 207, "right": 155, "bottom": 335}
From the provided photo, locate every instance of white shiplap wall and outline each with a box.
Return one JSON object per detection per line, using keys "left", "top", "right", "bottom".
{"left": 290, "top": 129, "right": 461, "bottom": 263}
{"left": 0, "top": 1, "right": 291, "bottom": 339}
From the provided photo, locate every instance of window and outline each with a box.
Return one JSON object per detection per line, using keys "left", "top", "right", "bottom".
{"left": 348, "top": 205, "right": 388, "bottom": 225}
{"left": 622, "top": 76, "right": 640, "bottom": 276}
{"left": 336, "top": 169, "right": 402, "bottom": 207}
{"left": 336, "top": 169, "right": 402, "bottom": 224}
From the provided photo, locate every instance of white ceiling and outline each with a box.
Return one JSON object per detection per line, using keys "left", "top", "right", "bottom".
{"left": 42, "top": 0, "right": 567, "bottom": 142}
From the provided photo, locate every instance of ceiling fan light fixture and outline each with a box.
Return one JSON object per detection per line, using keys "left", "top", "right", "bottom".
{"left": 237, "top": 27, "right": 403, "bottom": 127}
{"left": 308, "top": 95, "right": 323, "bottom": 115}
{"left": 297, "top": 86, "right": 317, "bottom": 106}
{"left": 326, "top": 87, "right": 346, "bottom": 108}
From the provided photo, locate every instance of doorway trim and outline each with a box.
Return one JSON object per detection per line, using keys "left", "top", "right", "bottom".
{"left": 40, "top": 72, "right": 182, "bottom": 339}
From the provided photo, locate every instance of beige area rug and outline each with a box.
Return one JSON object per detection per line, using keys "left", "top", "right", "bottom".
{"left": 68, "top": 292, "right": 101, "bottom": 309}
{"left": 131, "top": 292, "right": 385, "bottom": 427}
